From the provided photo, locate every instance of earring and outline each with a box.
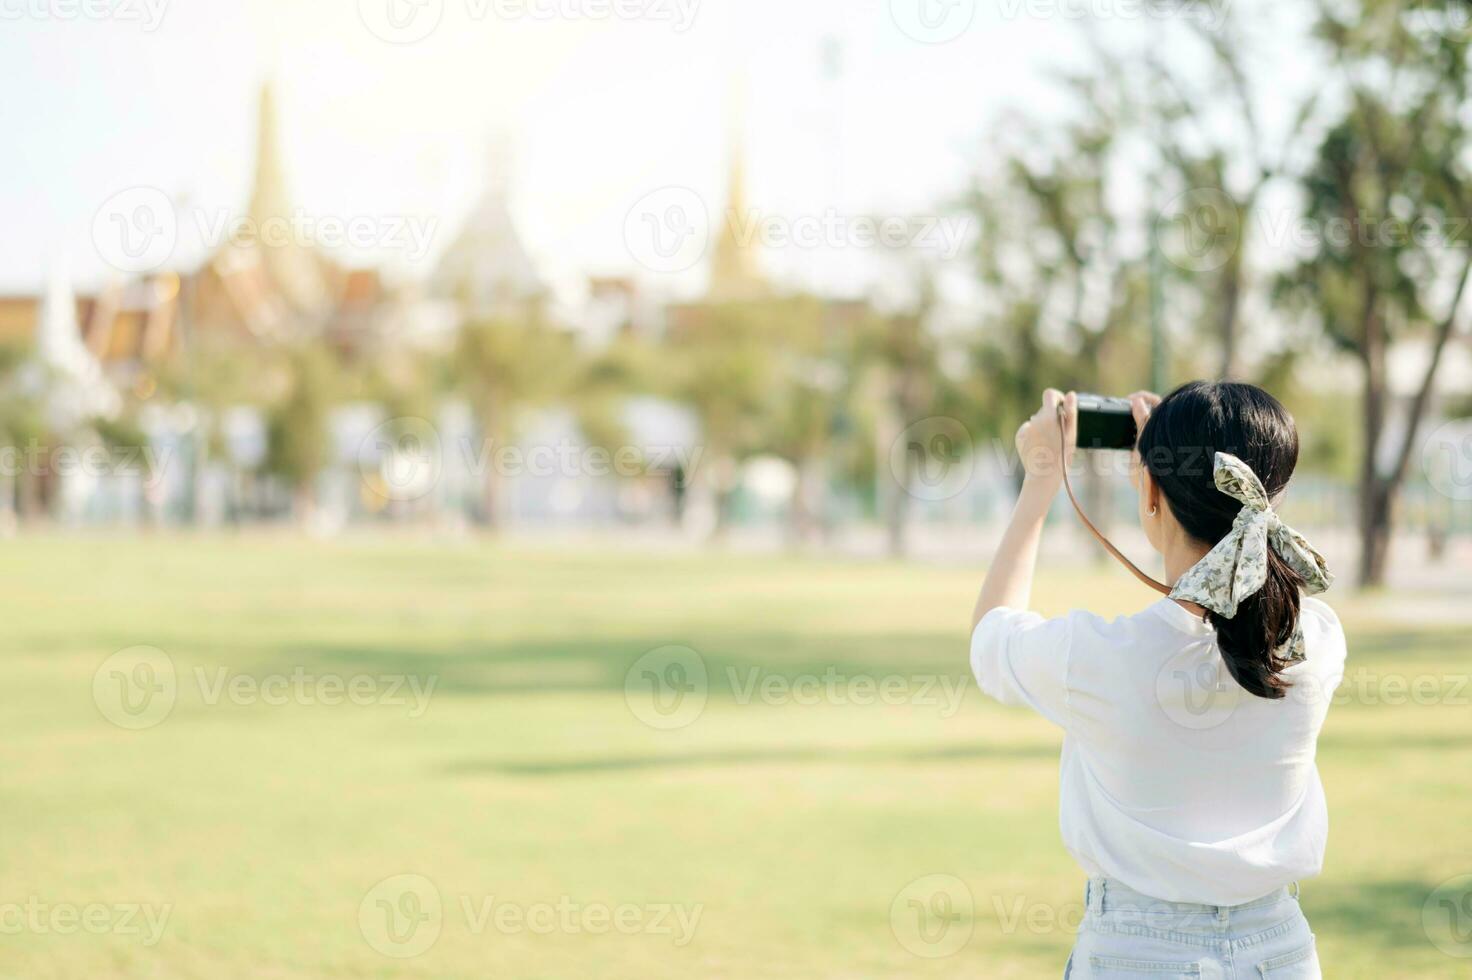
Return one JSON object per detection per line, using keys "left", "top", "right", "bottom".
{"left": 1149, "top": 505, "right": 1158, "bottom": 517}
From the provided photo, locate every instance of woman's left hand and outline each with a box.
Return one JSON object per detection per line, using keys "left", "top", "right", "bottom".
{"left": 1014, "top": 389, "right": 1077, "bottom": 490}
{"left": 973, "top": 389, "right": 1077, "bottom": 627}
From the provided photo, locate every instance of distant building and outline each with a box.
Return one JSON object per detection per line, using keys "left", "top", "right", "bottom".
{"left": 429, "top": 150, "right": 547, "bottom": 323}
{"left": 0, "top": 273, "right": 179, "bottom": 386}
{"left": 706, "top": 143, "right": 767, "bottom": 303}
{"left": 581, "top": 276, "right": 663, "bottom": 345}
{"left": 665, "top": 142, "right": 771, "bottom": 336}
{"left": 183, "top": 83, "right": 395, "bottom": 354}
{"left": 2, "top": 82, "right": 401, "bottom": 366}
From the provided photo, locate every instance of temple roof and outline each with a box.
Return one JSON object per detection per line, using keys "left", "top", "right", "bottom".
{"left": 708, "top": 143, "right": 766, "bottom": 302}
{"left": 431, "top": 156, "right": 545, "bottom": 321}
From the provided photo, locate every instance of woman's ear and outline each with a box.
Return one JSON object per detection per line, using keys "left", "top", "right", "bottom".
{"left": 1140, "top": 467, "right": 1160, "bottom": 517}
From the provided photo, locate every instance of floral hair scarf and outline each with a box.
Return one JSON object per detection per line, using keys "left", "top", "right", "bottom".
{"left": 1168, "top": 452, "right": 1333, "bottom": 663}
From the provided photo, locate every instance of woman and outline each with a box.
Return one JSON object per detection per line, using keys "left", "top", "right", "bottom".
{"left": 970, "top": 381, "right": 1344, "bottom": 978}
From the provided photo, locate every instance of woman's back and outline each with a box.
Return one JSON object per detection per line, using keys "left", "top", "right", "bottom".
{"left": 973, "top": 595, "right": 1346, "bottom": 906}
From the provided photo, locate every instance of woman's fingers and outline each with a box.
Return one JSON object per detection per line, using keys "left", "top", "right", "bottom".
{"left": 1129, "top": 393, "right": 1154, "bottom": 430}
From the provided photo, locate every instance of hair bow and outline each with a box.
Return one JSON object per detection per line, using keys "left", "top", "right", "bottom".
{"left": 1168, "top": 452, "right": 1332, "bottom": 663}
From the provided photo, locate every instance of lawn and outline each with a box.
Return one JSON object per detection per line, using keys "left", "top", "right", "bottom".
{"left": 1, "top": 534, "right": 1468, "bottom": 978}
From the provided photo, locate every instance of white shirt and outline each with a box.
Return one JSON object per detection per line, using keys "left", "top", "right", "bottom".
{"left": 970, "top": 596, "right": 1346, "bottom": 906}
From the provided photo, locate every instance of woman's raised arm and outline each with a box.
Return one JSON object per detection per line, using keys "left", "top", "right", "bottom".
{"left": 970, "top": 389, "right": 1076, "bottom": 630}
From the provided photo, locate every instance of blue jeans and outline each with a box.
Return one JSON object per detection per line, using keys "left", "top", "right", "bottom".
{"left": 1064, "top": 877, "right": 1320, "bottom": 978}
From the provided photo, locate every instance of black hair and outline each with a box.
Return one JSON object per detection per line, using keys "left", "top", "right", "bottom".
{"left": 1136, "top": 381, "right": 1303, "bottom": 700}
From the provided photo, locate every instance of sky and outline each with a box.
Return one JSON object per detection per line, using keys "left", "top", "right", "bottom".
{"left": 0, "top": 0, "right": 1311, "bottom": 304}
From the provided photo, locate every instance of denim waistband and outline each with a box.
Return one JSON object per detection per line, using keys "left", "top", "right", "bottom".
{"left": 1085, "top": 877, "right": 1299, "bottom": 917}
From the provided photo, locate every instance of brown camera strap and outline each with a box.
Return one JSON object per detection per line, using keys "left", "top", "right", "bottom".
{"left": 1057, "top": 403, "right": 1172, "bottom": 596}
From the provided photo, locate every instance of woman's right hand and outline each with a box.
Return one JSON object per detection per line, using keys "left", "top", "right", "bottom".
{"left": 1128, "top": 390, "right": 1161, "bottom": 433}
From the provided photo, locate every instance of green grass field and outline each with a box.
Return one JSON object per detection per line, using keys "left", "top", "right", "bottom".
{"left": 2, "top": 534, "right": 1469, "bottom": 978}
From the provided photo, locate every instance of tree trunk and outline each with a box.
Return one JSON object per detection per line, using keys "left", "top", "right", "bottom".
{"left": 477, "top": 407, "right": 505, "bottom": 530}
{"left": 18, "top": 468, "right": 43, "bottom": 523}
{"left": 873, "top": 366, "right": 908, "bottom": 559}
{"left": 0, "top": 472, "right": 15, "bottom": 537}
{"left": 1356, "top": 478, "right": 1392, "bottom": 587}
{"left": 481, "top": 465, "right": 502, "bottom": 530}
{"left": 712, "top": 492, "right": 733, "bottom": 540}
{"left": 885, "top": 413, "right": 912, "bottom": 559}
{"left": 1355, "top": 278, "right": 1389, "bottom": 587}
{"left": 787, "top": 456, "right": 822, "bottom": 548}
{"left": 1217, "top": 249, "right": 1242, "bottom": 380}
{"left": 707, "top": 455, "right": 737, "bottom": 541}
{"left": 1217, "top": 183, "right": 1264, "bottom": 381}
{"left": 294, "top": 481, "right": 317, "bottom": 527}
{"left": 885, "top": 466, "right": 910, "bottom": 559}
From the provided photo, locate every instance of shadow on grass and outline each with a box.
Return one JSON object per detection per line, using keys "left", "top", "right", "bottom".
{"left": 152, "top": 606, "right": 1471, "bottom": 706}
{"left": 446, "top": 739, "right": 1060, "bottom": 776}
{"left": 202, "top": 632, "right": 971, "bottom": 701}
{"left": 1345, "top": 627, "right": 1472, "bottom": 664}
{"left": 1304, "top": 877, "right": 1449, "bottom": 958}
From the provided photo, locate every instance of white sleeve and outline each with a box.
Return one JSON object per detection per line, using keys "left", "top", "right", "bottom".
{"left": 969, "top": 607, "right": 1072, "bottom": 728}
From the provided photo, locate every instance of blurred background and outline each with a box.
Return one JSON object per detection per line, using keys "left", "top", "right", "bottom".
{"left": 3, "top": 1, "right": 1472, "bottom": 978}
{"left": 1, "top": 0, "right": 1470, "bottom": 580}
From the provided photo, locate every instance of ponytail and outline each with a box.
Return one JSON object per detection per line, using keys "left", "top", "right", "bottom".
{"left": 1205, "top": 549, "right": 1303, "bottom": 700}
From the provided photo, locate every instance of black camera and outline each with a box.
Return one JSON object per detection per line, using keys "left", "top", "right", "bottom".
{"left": 1074, "top": 394, "right": 1138, "bottom": 451}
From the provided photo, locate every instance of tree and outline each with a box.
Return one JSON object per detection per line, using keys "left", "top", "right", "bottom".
{"left": 265, "top": 345, "right": 341, "bottom": 522}
{"left": 1137, "top": 15, "right": 1322, "bottom": 381}
{"left": 157, "top": 338, "right": 277, "bottom": 522}
{"left": 1277, "top": 0, "right": 1472, "bottom": 586}
{"left": 454, "top": 317, "right": 572, "bottom": 528}
{"left": 959, "top": 98, "right": 1151, "bottom": 546}
{"left": 566, "top": 332, "right": 659, "bottom": 469}
{"left": 751, "top": 295, "right": 845, "bottom": 546}
{"left": 872, "top": 283, "right": 944, "bottom": 558}
{"left": 362, "top": 349, "right": 450, "bottom": 521}
{"left": 663, "top": 301, "right": 777, "bottom": 536}
{"left": 0, "top": 341, "right": 46, "bottom": 526}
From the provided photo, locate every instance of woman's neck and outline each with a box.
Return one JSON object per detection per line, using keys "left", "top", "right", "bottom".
{"left": 1163, "top": 539, "right": 1212, "bottom": 617}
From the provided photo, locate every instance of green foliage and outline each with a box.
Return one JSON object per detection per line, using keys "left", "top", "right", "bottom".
{"left": 958, "top": 99, "right": 1151, "bottom": 443}
{"left": 665, "top": 300, "right": 785, "bottom": 462}
{"left": 264, "top": 345, "right": 341, "bottom": 491}
{"left": 454, "top": 316, "right": 574, "bottom": 442}
{"left": 93, "top": 415, "right": 153, "bottom": 474}
{"left": 364, "top": 350, "right": 442, "bottom": 427}
{"left": 567, "top": 334, "right": 658, "bottom": 456}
